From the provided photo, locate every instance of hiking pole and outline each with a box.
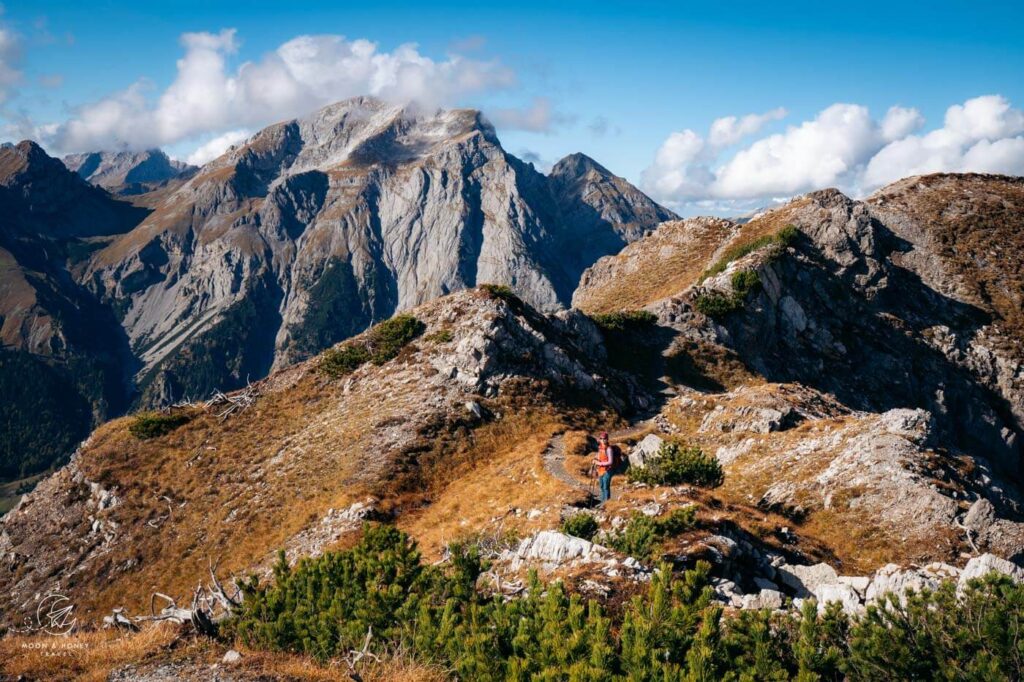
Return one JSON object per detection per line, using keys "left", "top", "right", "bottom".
{"left": 587, "top": 461, "right": 597, "bottom": 500}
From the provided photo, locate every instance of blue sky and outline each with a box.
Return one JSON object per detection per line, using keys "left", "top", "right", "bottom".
{"left": 2, "top": 0, "right": 1023, "bottom": 213}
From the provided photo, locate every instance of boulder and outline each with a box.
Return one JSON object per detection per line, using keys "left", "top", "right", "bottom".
{"left": 958, "top": 553, "right": 1024, "bottom": 590}
{"left": 628, "top": 434, "right": 664, "bottom": 469}
{"left": 814, "top": 583, "right": 863, "bottom": 615}
{"left": 838, "top": 575, "right": 870, "bottom": 596}
{"left": 741, "top": 589, "right": 784, "bottom": 610}
{"left": 776, "top": 562, "right": 839, "bottom": 598}
{"left": 865, "top": 564, "right": 941, "bottom": 603}
{"left": 714, "top": 579, "right": 745, "bottom": 608}
{"left": 963, "top": 498, "right": 997, "bottom": 535}
{"left": 502, "top": 530, "right": 611, "bottom": 571}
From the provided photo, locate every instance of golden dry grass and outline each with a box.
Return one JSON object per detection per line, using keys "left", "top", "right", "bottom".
{"left": 575, "top": 218, "right": 736, "bottom": 314}
{"left": 575, "top": 200, "right": 808, "bottom": 316}
{"left": 398, "top": 412, "right": 571, "bottom": 559}
{"left": 0, "top": 624, "right": 182, "bottom": 682}
{"left": 656, "top": 383, "right": 968, "bottom": 572}
{"left": 869, "top": 173, "right": 1024, "bottom": 355}
{"left": 0, "top": 626, "right": 450, "bottom": 682}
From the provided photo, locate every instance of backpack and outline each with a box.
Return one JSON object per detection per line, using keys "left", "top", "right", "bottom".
{"left": 607, "top": 444, "right": 623, "bottom": 474}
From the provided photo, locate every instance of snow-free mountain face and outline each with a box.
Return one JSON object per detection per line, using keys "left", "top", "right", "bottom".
{"left": 5, "top": 174, "right": 1024, "bottom": 644}
{"left": 82, "top": 96, "right": 675, "bottom": 406}
{"left": 0, "top": 141, "right": 145, "bottom": 480}
{"left": 0, "top": 97, "right": 673, "bottom": 480}
{"left": 63, "top": 149, "right": 195, "bottom": 195}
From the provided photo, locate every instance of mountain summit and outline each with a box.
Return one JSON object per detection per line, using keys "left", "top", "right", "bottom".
{"left": 63, "top": 149, "right": 195, "bottom": 195}
{"left": 0, "top": 97, "right": 673, "bottom": 479}
{"left": 82, "top": 96, "right": 675, "bottom": 406}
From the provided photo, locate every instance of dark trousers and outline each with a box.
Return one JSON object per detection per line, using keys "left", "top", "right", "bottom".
{"left": 599, "top": 471, "right": 612, "bottom": 502}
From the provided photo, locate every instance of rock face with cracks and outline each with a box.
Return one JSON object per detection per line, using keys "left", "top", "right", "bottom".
{"left": 82, "top": 96, "right": 673, "bottom": 406}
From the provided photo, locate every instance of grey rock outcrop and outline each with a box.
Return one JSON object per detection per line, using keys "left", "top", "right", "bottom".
{"left": 63, "top": 149, "right": 194, "bottom": 194}
{"left": 82, "top": 96, "right": 673, "bottom": 405}
{"left": 959, "top": 553, "right": 1024, "bottom": 588}
{"left": 628, "top": 434, "right": 665, "bottom": 468}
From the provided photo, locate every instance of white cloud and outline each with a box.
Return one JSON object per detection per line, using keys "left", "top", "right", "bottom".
{"left": 486, "top": 97, "right": 572, "bottom": 133}
{"left": 863, "top": 95, "right": 1024, "bottom": 188}
{"left": 644, "top": 95, "right": 1024, "bottom": 211}
{"left": 881, "top": 106, "right": 924, "bottom": 141}
{"left": 713, "top": 104, "right": 880, "bottom": 199}
{"left": 185, "top": 128, "right": 251, "bottom": 166}
{"left": 43, "top": 29, "right": 520, "bottom": 154}
{"left": 708, "top": 107, "right": 787, "bottom": 147}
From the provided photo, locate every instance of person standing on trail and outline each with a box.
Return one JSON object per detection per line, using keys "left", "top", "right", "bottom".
{"left": 595, "top": 432, "right": 615, "bottom": 503}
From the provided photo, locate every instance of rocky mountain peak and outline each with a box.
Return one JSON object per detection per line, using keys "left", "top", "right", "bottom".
{"left": 549, "top": 151, "right": 614, "bottom": 180}
{"left": 76, "top": 97, "right": 673, "bottom": 411}
{"left": 63, "top": 148, "right": 194, "bottom": 193}
{"left": 206, "top": 96, "right": 498, "bottom": 186}
{"left": 0, "top": 141, "right": 147, "bottom": 238}
{"left": 0, "top": 140, "right": 69, "bottom": 188}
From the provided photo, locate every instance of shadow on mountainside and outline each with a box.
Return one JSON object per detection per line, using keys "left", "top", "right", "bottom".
{"left": 718, "top": 225, "right": 1021, "bottom": 481}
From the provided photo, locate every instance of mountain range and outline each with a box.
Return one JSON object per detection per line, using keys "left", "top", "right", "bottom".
{"left": 0, "top": 96, "right": 675, "bottom": 481}
{"left": 2, "top": 95, "right": 1024, "bottom": 678}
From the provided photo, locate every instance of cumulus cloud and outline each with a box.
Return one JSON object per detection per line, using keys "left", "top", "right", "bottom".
{"left": 864, "top": 95, "right": 1024, "bottom": 188}
{"left": 708, "top": 107, "right": 787, "bottom": 147}
{"left": 713, "top": 104, "right": 880, "bottom": 198}
{"left": 644, "top": 95, "right": 1024, "bottom": 211}
{"left": 641, "top": 106, "right": 787, "bottom": 201}
{"left": 185, "top": 128, "right": 251, "bottom": 166}
{"left": 880, "top": 106, "right": 924, "bottom": 142}
{"left": 43, "top": 29, "right": 520, "bottom": 154}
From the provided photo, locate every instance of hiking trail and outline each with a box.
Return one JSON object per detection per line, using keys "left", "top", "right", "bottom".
{"left": 541, "top": 422, "right": 655, "bottom": 494}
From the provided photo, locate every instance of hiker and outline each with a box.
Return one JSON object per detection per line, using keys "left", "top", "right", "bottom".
{"left": 595, "top": 431, "right": 615, "bottom": 503}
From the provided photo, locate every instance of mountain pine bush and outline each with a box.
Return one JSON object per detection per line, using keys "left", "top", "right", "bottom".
{"left": 319, "top": 314, "right": 424, "bottom": 378}
{"left": 128, "top": 411, "right": 191, "bottom": 440}
{"left": 629, "top": 441, "right": 724, "bottom": 488}
{"left": 606, "top": 507, "right": 697, "bottom": 560}
{"left": 700, "top": 224, "right": 799, "bottom": 281}
{"left": 229, "top": 523, "right": 1024, "bottom": 680}
{"left": 591, "top": 310, "right": 659, "bottom": 333}
{"left": 562, "top": 512, "right": 600, "bottom": 540}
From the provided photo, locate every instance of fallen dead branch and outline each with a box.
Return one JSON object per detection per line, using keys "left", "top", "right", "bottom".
{"left": 205, "top": 379, "right": 262, "bottom": 421}
{"left": 104, "top": 556, "right": 241, "bottom": 637}
{"left": 343, "top": 627, "right": 379, "bottom": 682}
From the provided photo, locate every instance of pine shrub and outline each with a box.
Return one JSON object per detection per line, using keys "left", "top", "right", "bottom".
{"left": 561, "top": 512, "right": 599, "bottom": 540}
{"left": 591, "top": 310, "right": 659, "bottom": 333}
{"left": 607, "top": 507, "right": 697, "bottom": 560}
{"left": 694, "top": 291, "right": 742, "bottom": 319}
{"left": 700, "top": 224, "right": 799, "bottom": 281}
{"left": 128, "top": 411, "right": 190, "bottom": 440}
{"left": 227, "top": 521, "right": 1024, "bottom": 680}
{"left": 629, "top": 441, "right": 724, "bottom": 488}
{"left": 693, "top": 269, "right": 762, "bottom": 320}
{"left": 319, "top": 344, "right": 371, "bottom": 378}
{"left": 318, "top": 314, "right": 424, "bottom": 378}
{"left": 479, "top": 283, "right": 520, "bottom": 304}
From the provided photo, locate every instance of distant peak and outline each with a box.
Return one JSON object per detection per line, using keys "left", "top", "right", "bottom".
{"left": 550, "top": 152, "right": 613, "bottom": 179}
{"left": 0, "top": 140, "right": 67, "bottom": 183}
